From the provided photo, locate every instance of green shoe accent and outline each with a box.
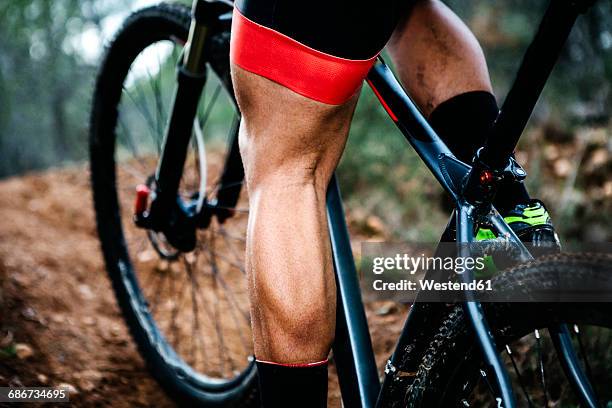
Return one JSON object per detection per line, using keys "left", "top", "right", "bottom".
{"left": 473, "top": 200, "right": 556, "bottom": 277}
{"left": 476, "top": 228, "right": 496, "bottom": 241}
{"left": 503, "top": 214, "right": 549, "bottom": 226}
{"left": 522, "top": 206, "right": 547, "bottom": 218}
{"left": 475, "top": 202, "right": 552, "bottom": 238}
{"left": 503, "top": 201, "right": 552, "bottom": 227}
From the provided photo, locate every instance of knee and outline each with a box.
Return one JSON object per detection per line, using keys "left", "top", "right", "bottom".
{"left": 231, "top": 66, "right": 355, "bottom": 192}
{"left": 239, "top": 126, "right": 325, "bottom": 194}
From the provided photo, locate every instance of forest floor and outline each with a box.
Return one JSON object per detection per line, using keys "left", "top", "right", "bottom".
{"left": 0, "top": 166, "right": 408, "bottom": 407}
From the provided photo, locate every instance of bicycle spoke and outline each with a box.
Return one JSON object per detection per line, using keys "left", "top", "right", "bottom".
{"left": 201, "top": 243, "right": 249, "bottom": 323}
{"left": 505, "top": 344, "right": 534, "bottom": 407}
{"left": 478, "top": 369, "right": 498, "bottom": 401}
{"left": 127, "top": 78, "right": 164, "bottom": 152}
{"left": 216, "top": 227, "right": 246, "bottom": 243}
{"left": 573, "top": 325, "right": 599, "bottom": 400}
{"left": 147, "top": 65, "right": 165, "bottom": 140}
{"left": 203, "top": 245, "right": 246, "bottom": 274}
{"left": 215, "top": 229, "right": 247, "bottom": 281}
{"left": 207, "top": 228, "right": 234, "bottom": 376}
{"left": 118, "top": 114, "right": 142, "bottom": 160}
{"left": 214, "top": 204, "right": 249, "bottom": 214}
{"left": 168, "top": 264, "right": 189, "bottom": 349}
{"left": 186, "top": 255, "right": 230, "bottom": 376}
{"left": 535, "top": 330, "right": 549, "bottom": 407}
{"left": 180, "top": 254, "right": 207, "bottom": 369}
{"left": 156, "top": 48, "right": 171, "bottom": 130}
{"left": 122, "top": 87, "right": 161, "bottom": 153}
{"left": 199, "top": 83, "right": 222, "bottom": 130}
{"left": 208, "top": 179, "right": 245, "bottom": 196}
{"left": 209, "top": 269, "right": 251, "bottom": 356}
{"left": 185, "top": 260, "right": 209, "bottom": 373}
{"left": 148, "top": 265, "right": 169, "bottom": 316}
{"left": 220, "top": 284, "right": 251, "bottom": 357}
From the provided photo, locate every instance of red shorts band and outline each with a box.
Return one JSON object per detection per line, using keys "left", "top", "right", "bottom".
{"left": 230, "top": 8, "right": 378, "bottom": 105}
{"left": 255, "top": 358, "right": 329, "bottom": 368}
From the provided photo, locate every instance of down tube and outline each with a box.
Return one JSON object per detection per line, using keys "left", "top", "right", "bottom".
{"left": 366, "top": 60, "right": 467, "bottom": 201}
{"left": 328, "top": 175, "right": 380, "bottom": 408}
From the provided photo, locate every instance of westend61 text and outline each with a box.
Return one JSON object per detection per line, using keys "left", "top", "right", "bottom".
{"left": 373, "top": 279, "right": 493, "bottom": 291}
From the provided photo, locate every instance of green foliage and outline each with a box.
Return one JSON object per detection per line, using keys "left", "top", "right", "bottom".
{"left": 448, "top": 0, "right": 612, "bottom": 125}
{"left": 0, "top": 0, "right": 127, "bottom": 176}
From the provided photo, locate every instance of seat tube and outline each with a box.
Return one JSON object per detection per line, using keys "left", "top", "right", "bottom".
{"left": 327, "top": 176, "right": 380, "bottom": 408}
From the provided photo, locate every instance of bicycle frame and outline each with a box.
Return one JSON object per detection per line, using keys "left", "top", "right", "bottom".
{"left": 330, "top": 1, "right": 597, "bottom": 407}
{"left": 146, "top": 0, "right": 598, "bottom": 407}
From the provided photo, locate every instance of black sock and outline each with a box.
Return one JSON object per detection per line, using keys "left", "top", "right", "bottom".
{"left": 428, "top": 91, "right": 530, "bottom": 213}
{"left": 256, "top": 359, "right": 328, "bottom": 408}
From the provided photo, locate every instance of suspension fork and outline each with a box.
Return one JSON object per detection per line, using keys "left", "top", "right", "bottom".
{"left": 141, "top": 0, "right": 223, "bottom": 250}
{"left": 151, "top": 0, "right": 211, "bottom": 218}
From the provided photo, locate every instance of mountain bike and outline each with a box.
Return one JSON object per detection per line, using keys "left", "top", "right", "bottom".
{"left": 89, "top": 0, "right": 612, "bottom": 406}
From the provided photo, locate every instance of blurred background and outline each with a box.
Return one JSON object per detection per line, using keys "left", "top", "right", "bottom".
{"left": 0, "top": 1, "right": 611, "bottom": 406}
{"left": 0, "top": 0, "right": 610, "bottom": 241}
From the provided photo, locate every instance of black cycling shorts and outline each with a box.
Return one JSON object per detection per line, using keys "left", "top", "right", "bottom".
{"left": 230, "top": 0, "right": 409, "bottom": 104}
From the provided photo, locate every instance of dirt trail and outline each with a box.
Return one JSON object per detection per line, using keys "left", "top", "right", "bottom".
{"left": 0, "top": 166, "right": 407, "bottom": 407}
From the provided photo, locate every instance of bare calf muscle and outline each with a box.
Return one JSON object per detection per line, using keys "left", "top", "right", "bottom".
{"left": 231, "top": 64, "right": 358, "bottom": 363}
{"left": 388, "top": 0, "right": 492, "bottom": 116}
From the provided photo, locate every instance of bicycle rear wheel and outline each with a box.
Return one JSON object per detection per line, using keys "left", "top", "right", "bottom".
{"left": 404, "top": 253, "right": 612, "bottom": 407}
{"left": 89, "top": 3, "right": 257, "bottom": 406}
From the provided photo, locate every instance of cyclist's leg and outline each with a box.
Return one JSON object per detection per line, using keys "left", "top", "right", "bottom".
{"left": 230, "top": 1, "right": 401, "bottom": 405}
{"left": 387, "top": 0, "right": 531, "bottom": 213}
{"left": 233, "top": 65, "right": 354, "bottom": 361}
{"left": 234, "top": 67, "right": 351, "bottom": 404}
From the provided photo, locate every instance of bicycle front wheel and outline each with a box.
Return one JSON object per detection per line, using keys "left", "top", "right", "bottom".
{"left": 89, "top": 3, "right": 257, "bottom": 406}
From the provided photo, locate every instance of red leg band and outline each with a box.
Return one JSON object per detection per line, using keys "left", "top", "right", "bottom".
{"left": 230, "top": 8, "right": 378, "bottom": 105}
{"left": 255, "top": 358, "right": 329, "bottom": 368}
